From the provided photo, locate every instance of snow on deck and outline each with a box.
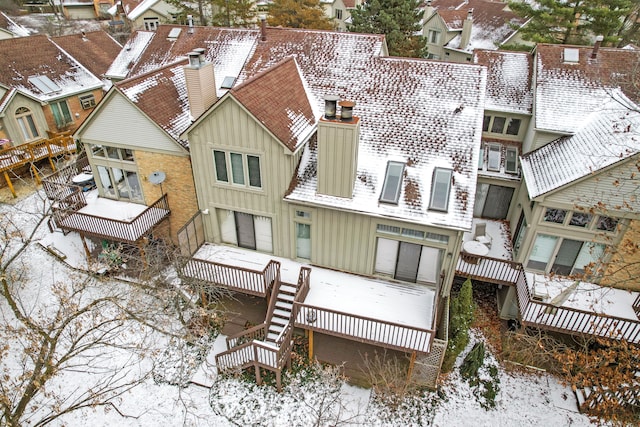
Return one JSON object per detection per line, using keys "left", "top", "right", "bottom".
{"left": 193, "top": 244, "right": 435, "bottom": 331}
{"left": 527, "top": 273, "right": 639, "bottom": 321}
{"left": 78, "top": 190, "right": 148, "bottom": 221}
{"left": 462, "top": 218, "right": 513, "bottom": 261}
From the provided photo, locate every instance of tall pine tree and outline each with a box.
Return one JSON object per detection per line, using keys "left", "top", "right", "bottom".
{"left": 348, "top": 0, "right": 426, "bottom": 58}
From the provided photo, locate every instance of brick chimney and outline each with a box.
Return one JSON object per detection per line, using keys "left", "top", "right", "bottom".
{"left": 184, "top": 48, "right": 217, "bottom": 119}
{"left": 591, "top": 35, "right": 604, "bottom": 59}
{"left": 460, "top": 9, "right": 473, "bottom": 50}
{"left": 317, "top": 97, "right": 360, "bottom": 198}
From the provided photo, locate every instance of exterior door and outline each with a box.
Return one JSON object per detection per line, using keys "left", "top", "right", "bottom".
{"left": 234, "top": 212, "right": 256, "bottom": 250}
{"left": 395, "top": 242, "right": 421, "bottom": 283}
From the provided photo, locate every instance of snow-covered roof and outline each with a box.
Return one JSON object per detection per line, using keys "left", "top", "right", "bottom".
{"left": 0, "top": 34, "right": 103, "bottom": 102}
{"left": 122, "top": 0, "right": 160, "bottom": 20}
{"left": 285, "top": 57, "right": 486, "bottom": 231}
{"left": 0, "top": 12, "right": 30, "bottom": 37}
{"left": 52, "top": 31, "right": 123, "bottom": 90}
{"left": 230, "top": 58, "right": 318, "bottom": 152}
{"left": 521, "top": 92, "right": 640, "bottom": 198}
{"left": 474, "top": 49, "right": 533, "bottom": 114}
{"left": 117, "top": 59, "right": 190, "bottom": 145}
{"left": 105, "top": 30, "right": 154, "bottom": 80}
{"left": 534, "top": 43, "right": 640, "bottom": 134}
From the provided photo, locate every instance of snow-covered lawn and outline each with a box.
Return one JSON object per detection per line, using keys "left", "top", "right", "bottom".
{"left": 1, "top": 192, "right": 596, "bottom": 426}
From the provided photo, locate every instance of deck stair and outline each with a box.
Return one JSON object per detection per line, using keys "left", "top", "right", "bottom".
{"left": 575, "top": 382, "right": 640, "bottom": 412}
{"left": 215, "top": 266, "right": 311, "bottom": 390}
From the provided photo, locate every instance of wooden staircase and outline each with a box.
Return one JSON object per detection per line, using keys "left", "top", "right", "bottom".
{"left": 575, "top": 383, "right": 640, "bottom": 412}
{"left": 215, "top": 266, "right": 311, "bottom": 390}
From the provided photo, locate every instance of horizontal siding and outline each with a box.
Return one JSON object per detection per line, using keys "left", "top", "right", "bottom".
{"left": 80, "top": 93, "right": 183, "bottom": 154}
{"left": 544, "top": 158, "right": 640, "bottom": 214}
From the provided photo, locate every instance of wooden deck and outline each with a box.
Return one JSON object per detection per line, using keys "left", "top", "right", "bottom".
{"left": 1, "top": 134, "right": 76, "bottom": 196}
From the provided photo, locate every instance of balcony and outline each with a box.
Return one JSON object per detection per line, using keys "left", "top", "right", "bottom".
{"left": 44, "top": 155, "right": 170, "bottom": 243}
{"left": 183, "top": 244, "right": 437, "bottom": 354}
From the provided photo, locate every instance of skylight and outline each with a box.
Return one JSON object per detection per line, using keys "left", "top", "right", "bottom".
{"left": 28, "top": 75, "right": 61, "bottom": 94}
{"left": 563, "top": 48, "right": 579, "bottom": 63}
{"left": 429, "top": 168, "right": 452, "bottom": 211}
{"left": 168, "top": 28, "right": 182, "bottom": 39}
{"left": 221, "top": 76, "right": 236, "bottom": 89}
{"left": 380, "top": 161, "right": 404, "bottom": 204}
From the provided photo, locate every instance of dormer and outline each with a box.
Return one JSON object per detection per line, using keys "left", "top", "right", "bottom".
{"left": 317, "top": 96, "right": 360, "bottom": 198}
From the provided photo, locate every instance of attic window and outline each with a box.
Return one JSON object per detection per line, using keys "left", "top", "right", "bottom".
{"left": 429, "top": 168, "right": 452, "bottom": 212}
{"left": 380, "top": 161, "right": 404, "bottom": 204}
{"left": 221, "top": 76, "right": 236, "bottom": 89}
{"left": 28, "top": 75, "right": 60, "bottom": 94}
{"left": 564, "top": 48, "right": 580, "bottom": 63}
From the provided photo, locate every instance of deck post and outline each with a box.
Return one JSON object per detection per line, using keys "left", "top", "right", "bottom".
{"left": 255, "top": 365, "right": 262, "bottom": 385}
{"left": 138, "top": 240, "right": 147, "bottom": 269}
{"left": 308, "top": 329, "right": 314, "bottom": 361}
{"left": 80, "top": 233, "right": 91, "bottom": 262}
{"left": 48, "top": 155, "right": 56, "bottom": 171}
{"left": 4, "top": 171, "right": 16, "bottom": 197}
{"left": 276, "top": 370, "right": 281, "bottom": 392}
{"left": 407, "top": 350, "right": 417, "bottom": 383}
{"left": 31, "top": 164, "right": 41, "bottom": 185}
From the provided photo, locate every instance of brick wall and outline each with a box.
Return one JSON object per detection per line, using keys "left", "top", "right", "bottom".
{"left": 42, "top": 88, "right": 103, "bottom": 133}
{"left": 135, "top": 150, "right": 199, "bottom": 245}
{"left": 601, "top": 219, "right": 640, "bottom": 291}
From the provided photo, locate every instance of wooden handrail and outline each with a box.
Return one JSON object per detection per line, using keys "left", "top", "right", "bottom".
{"left": 455, "top": 255, "right": 523, "bottom": 286}
{"left": 294, "top": 302, "right": 435, "bottom": 353}
{"left": 226, "top": 323, "right": 266, "bottom": 348}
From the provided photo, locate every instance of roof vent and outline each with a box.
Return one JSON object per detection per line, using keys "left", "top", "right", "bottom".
{"left": 339, "top": 100, "right": 355, "bottom": 121}
{"left": 563, "top": 48, "right": 580, "bottom": 63}
{"left": 324, "top": 95, "right": 339, "bottom": 119}
{"left": 187, "top": 15, "right": 194, "bottom": 34}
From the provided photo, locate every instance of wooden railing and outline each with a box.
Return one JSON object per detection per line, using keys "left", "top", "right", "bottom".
{"left": 294, "top": 303, "right": 435, "bottom": 353}
{"left": 579, "top": 383, "right": 640, "bottom": 412}
{"left": 226, "top": 323, "right": 266, "bottom": 349}
{"left": 515, "top": 270, "right": 640, "bottom": 343}
{"left": 0, "top": 135, "right": 76, "bottom": 173}
{"left": 42, "top": 154, "right": 90, "bottom": 201}
{"left": 455, "top": 255, "right": 522, "bottom": 286}
{"left": 181, "top": 259, "right": 280, "bottom": 298}
{"left": 264, "top": 266, "right": 310, "bottom": 333}
{"left": 633, "top": 294, "right": 640, "bottom": 318}
{"left": 54, "top": 194, "right": 170, "bottom": 243}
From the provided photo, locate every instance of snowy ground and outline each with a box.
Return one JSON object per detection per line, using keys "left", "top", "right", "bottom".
{"left": 0, "top": 191, "right": 597, "bottom": 426}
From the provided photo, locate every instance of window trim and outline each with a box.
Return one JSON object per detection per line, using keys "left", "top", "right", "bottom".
{"left": 50, "top": 100, "right": 73, "bottom": 128}
{"left": 505, "top": 146, "right": 518, "bottom": 174}
{"left": 15, "top": 106, "right": 40, "bottom": 141}
{"left": 212, "top": 150, "right": 263, "bottom": 190}
{"left": 427, "top": 29, "right": 440, "bottom": 44}
{"left": 379, "top": 161, "right": 404, "bottom": 204}
{"left": 79, "top": 94, "right": 96, "bottom": 110}
{"left": 487, "top": 144, "right": 501, "bottom": 171}
{"left": 429, "top": 168, "right": 452, "bottom": 212}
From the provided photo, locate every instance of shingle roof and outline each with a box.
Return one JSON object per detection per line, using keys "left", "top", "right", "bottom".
{"left": 0, "top": 34, "right": 103, "bottom": 101}
{"left": 285, "top": 56, "right": 486, "bottom": 230}
{"left": 439, "top": 9, "right": 466, "bottom": 30}
{"left": 521, "top": 91, "right": 640, "bottom": 199}
{"left": 0, "top": 12, "right": 30, "bottom": 37}
{"left": 105, "top": 30, "right": 154, "bottom": 80}
{"left": 474, "top": 49, "right": 532, "bottom": 114}
{"left": 535, "top": 44, "right": 640, "bottom": 134}
{"left": 52, "top": 31, "right": 122, "bottom": 84}
{"left": 117, "top": 59, "right": 190, "bottom": 145}
{"left": 231, "top": 58, "right": 317, "bottom": 152}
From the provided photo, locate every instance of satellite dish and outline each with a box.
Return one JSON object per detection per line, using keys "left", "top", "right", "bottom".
{"left": 148, "top": 171, "right": 166, "bottom": 185}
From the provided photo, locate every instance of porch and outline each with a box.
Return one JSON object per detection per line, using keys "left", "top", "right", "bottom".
{"left": 184, "top": 244, "right": 438, "bottom": 354}
{"left": 43, "top": 155, "right": 170, "bottom": 243}
{"left": 454, "top": 219, "right": 640, "bottom": 343}
{"left": 1, "top": 133, "right": 77, "bottom": 197}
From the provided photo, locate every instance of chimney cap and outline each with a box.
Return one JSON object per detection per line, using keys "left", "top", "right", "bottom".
{"left": 194, "top": 47, "right": 206, "bottom": 54}
{"left": 339, "top": 100, "right": 355, "bottom": 108}
{"left": 595, "top": 35, "right": 604, "bottom": 42}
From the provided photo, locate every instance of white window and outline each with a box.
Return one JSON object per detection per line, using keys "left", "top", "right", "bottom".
{"left": 505, "top": 147, "right": 518, "bottom": 174}
{"left": 527, "top": 234, "right": 606, "bottom": 277}
{"left": 478, "top": 148, "right": 484, "bottom": 169}
{"left": 428, "top": 29, "right": 440, "bottom": 44}
{"left": 487, "top": 145, "right": 501, "bottom": 171}
{"left": 144, "top": 17, "right": 159, "bottom": 31}
{"left": 483, "top": 115, "right": 522, "bottom": 136}
{"left": 380, "top": 161, "right": 404, "bottom": 203}
{"left": 335, "top": 9, "right": 343, "bottom": 19}
{"left": 79, "top": 94, "right": 96, "bottom": 109}
{"left": 429, "top": 168, "right": 452, "bottom": 211}
{"left": 15, "top": 107, "right": 39, "bottom": 140}
{"left": 212, "top": 150, "right": 262, "bottom": 189}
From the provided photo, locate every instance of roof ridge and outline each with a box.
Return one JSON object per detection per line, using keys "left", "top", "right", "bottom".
{"left": 117, "top": 57, "right": 187, "bottom": 87}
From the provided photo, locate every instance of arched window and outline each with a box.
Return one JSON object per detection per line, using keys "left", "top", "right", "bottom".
{"left": 15, "top": 107, "right": 40, "bottom": 141}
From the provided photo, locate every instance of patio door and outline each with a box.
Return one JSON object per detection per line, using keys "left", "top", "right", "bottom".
{"left": 375, "top": 238, "right": 441, "bottom": 284}
{"left": 235, "top": 212, "right": 256, "bottom": 250}
{"left": 395, "top": 242, "right": 421, "bottom": 282}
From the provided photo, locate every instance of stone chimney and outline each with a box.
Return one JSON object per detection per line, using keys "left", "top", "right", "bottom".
{"left": 591, "top": 35, "right": 604, "bottom": 59}
{"left": 460, "top": 9, "right": 473, "bottom": 50}
{"left": 184, "top": 48, "right": 217, "bottom": 119}
{"left": 317, "top": 97, "right": 360, "bottom": 198}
